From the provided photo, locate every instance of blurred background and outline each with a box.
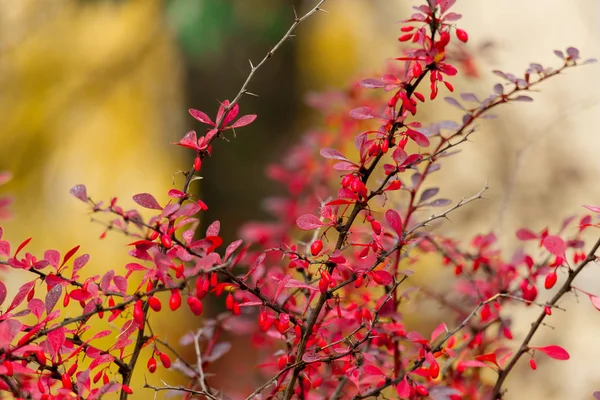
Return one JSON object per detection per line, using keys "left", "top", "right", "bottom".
{"left": 0, "top": 0, "right": 599, "bottom": 398}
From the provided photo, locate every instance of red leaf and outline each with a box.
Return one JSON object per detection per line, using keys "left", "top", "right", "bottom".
{"left": 406, "top": 129, "right": 430, "bottom": 147}
{"left": 167, "top": 189, "right": 187, "bottom": 199}
{"left": 189, "top": 109, "right": 214, "bottom": 125}
{"left": 15, "top": 237, "right": 32, "bottom": 257}
{"left": 224, "top": 240, "right": 243, "bottom": 260}
{"left": 206, "top": 221, "right": 220, "bottom": 237}
{"left": 475, "top": 353, "right": 499, "bottom": 367}
{"left": 396, "top": 378, "right": 411, "bottom": 398}
{"left": 516, "top": 228, "right": 538, "bottom": 241}
{"left": 48, "top": 327, "right": 66, "bottom": 355}
{"left": 530, "top": 345, "right": 570, "bottom": 360}
{"left": 302, "top": 351, "right": 321, "bottom": 363}
{"left": 542, "top": 235, "right": 566, "bottom": 257}
{"left": 0, "top": 281, "right": 6, "bottom": 307}
{"left": 230, "top": 114, "right": 257, "bottom": 129}
{"left": 132, "top": 193, "right": 162, "bottom": 210}
{"left": 296, "top": 214, "right": 325, "bottom": 231}
{"left": 349, "top": 106, "right": 379, "bottom": 120}
{"left": 7, "top": 281, "right": 36, "bottom": 312}
{"left": 72, "top": 254, "right": 90, "bottom": 276}
{"left": 44, "top": 250, "right": 60, "bottom": 268}
{"left": 70, "top": 185, "right": 88, "bottom": 202}
{"left": 385, "top": 209, "right": 403, "bottom": 236}
{"left": 371, "top": 270, "right": 393, "bottom": 285}
{"left": 61, "top": 245, "right": 80, "bottom": 268}
{"left": 175, "top": 130, "right": 200, "bottom": 150}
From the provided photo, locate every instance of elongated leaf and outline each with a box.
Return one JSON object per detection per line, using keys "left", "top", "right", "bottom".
{"left": 516, "top": 228, "right": 538, "bottom": 241}
{"left": 132, "top": 193, "right": 162, "bottom": 210}
{"left": 320, "top": 148, "right": 348, "bottom": 161}
{"left": 189, "top": 109, "right": 214, "bottom": 125}
{"left": 385, "top": 209, "right": 403, "bottom": 236}
{"left": 530, "top": 345, "right": 570, "bottom": 360}
{"left": 45, "top": 284, "right": 62, "bottom": 315}
{"left": 419, "top": 188, "right": 439, "bottom": 203}
{"left": 230, "top": 114, "right": 257, "bottom": 128}
{"left": 349, "top": 106, "right": 378, "bottom": 120}
{"left": 296, "top": 214, "right": 325, "bottom": 231}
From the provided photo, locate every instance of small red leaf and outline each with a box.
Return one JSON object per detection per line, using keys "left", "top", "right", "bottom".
{"left": 516, "top": 228, "right": 538, "bottom": 241}
{"left": 132, "top": 193, "right": 162, "bottom": 210}
{"left": 371, "top": 270, "right": 393, "bottom": 285}
{"left": 15, "top": 237, "right": 32, "bottom": 257}
{"left": 530, "top": 345, "right": 570, "bottom": 360}
{"left": 61, "top": 245, "right": 80, "bottom": 268}
{"left": 296, "top": 214, "right": 325, "bottom": 231}
{"left": 0, "top": 281, "right": 6, "bottom": 307}
{"left": 230, "top": 114, "right": 257, "bottom": 129}
{"left": 385, "top": 209, "right": 403, "bottom": 236}
{"left": 542, "top": 235, "right": 566, "bottom": 257}
{"left": 189, "top": 109, "right": 214, "bottom": 125}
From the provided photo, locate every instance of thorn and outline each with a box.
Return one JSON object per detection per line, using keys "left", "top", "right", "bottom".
{"left": 248, "top": 59, "right": 254, "bottom": 68}
{"left": 317, "top": 7, "right": 329, "bottom": 13}
{"left": 245, "top": 91, "right": 259, "bottom": 97}
{"left": 292, "top": 5, "right": 298, "bottom": 20}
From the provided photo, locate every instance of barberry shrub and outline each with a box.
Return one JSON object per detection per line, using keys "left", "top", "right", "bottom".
{"left": 0, "top": 1, "right": 598, "bottom": 399}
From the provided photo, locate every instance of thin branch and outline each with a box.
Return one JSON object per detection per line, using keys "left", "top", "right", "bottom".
{"left": 490, "top": 235, "right": 600, "bottom": 399}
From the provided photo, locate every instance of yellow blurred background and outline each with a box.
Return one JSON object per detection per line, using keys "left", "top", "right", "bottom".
{"left": 0, "top": 0, "right": 599, "bottom": 398}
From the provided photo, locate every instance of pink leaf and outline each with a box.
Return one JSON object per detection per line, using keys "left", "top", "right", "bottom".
{"left": 302, "top": 351, "right": 321, "bottom": 363}
{"left": 0, "top": 281, "right": 6, "bottom": 307}
{"left": 385, "top": 209, "right": 403, "bottom": 236}
{"left": 349, "top": 106, "right": 379, "bottom": 120}
{"left": 406, "top": 129, "right": 430, "bottom": 147}
{"left": 224, "top": 240, "right": 243, "bottom": 260}
{"left": 70, "top": 185, "right": 88, "bottom": 202}
{"left": 542, "top": 235, "right": 566, "bottom": 257}
{"left": 48, "top": 327, "right": 66, "bottom": 355}
{"left": 45, "top": 284, "right": 62, "bottom": 315}
{"left": 44, "top": 250, "right": 60, "bottom": 269}
{"left": 588, "top": 294, "right": 600, "bottom": 311}
{"left": 168, "top": 189, "right": 187, "bottom": 199}
{"left": 7, "top": 281, "right": 35, "bottom": 313}
{"left": 206, "top": 221, "right": 220, "bottom": 237}
{"left": 132, "top": 193, "right": 162, "bottom": 210}
{"left": 530, "top": 345, "right": 570, "bottom": 360}
{"left": 175, "top": 130, "right": 200, "bottom": 150}
{"left": 320, "top": 148, "right": 349, "bottom": 161}
{"left": 584, "top": 205, "right": 600, "bottom": 214}
{"left": 230, "top": 114, "right": 257, "bottom": 129}
{"left": 61, "top": 245, "right": 80, "bottom": 268}
{"left": 516, "top": 228, "right": 538, "bottom": 241}
{"left": 189, "top": 109, "right": 214, "bottom": 125}
{"left": 296, "top": 214, "right": 325, "bottom": 231}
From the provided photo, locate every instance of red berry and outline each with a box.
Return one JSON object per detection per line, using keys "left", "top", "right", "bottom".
{"left": 160, "top": 234, "right": 172, "bottom": 249}
{"left": 544, "top": 271, "right": 557, "bottom": 289}
{"left": 456, "top": 28, "right": 468, "bottom": 43}
{"left": 226, "top": 293, "right": 234, "bottom": 310}
{"left": 187, "top": 297, "right": 204, "bottom": 316}
{"left": 310, "top": 240, "right": 323, "bottom": 256}
{"left": 159, "top": 352, "right": 171, "bottom": 369}
{"left": 133, "top": 300, "right": 144, "bottom": 325}
{"left": 193, "top": 156, "right": 202, "bottom": 171}
{"left": 122, "top": 385, "right": 133, "bottom": 395}
{"left": 415, "top": 384, "right": 429, "bottom": 396}
{"left": 429, "top": 360, "right": 440, "bottom": 379}
{"left": 148, "top": 296, "right": 162, "bottom": 312}
{"left": 169, "top": 290, "right": 181, "bottom": 311}
{"left": 147, "top": 357, "right": 157, "bottom": 374}
{"left": 529, "top": 358, "right": 537, "bottom": 370}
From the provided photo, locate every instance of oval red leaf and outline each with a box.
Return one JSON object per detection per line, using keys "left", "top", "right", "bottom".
{"left": 530, "top": 345, "right": 570, "bottom": 360}
{"left": 296, "top": 214, "right": 325, "bottom": 231}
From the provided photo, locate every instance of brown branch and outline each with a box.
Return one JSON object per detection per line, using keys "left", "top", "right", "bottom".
{"left": 490, "top": 235, "right": 600, "bottom": 399}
